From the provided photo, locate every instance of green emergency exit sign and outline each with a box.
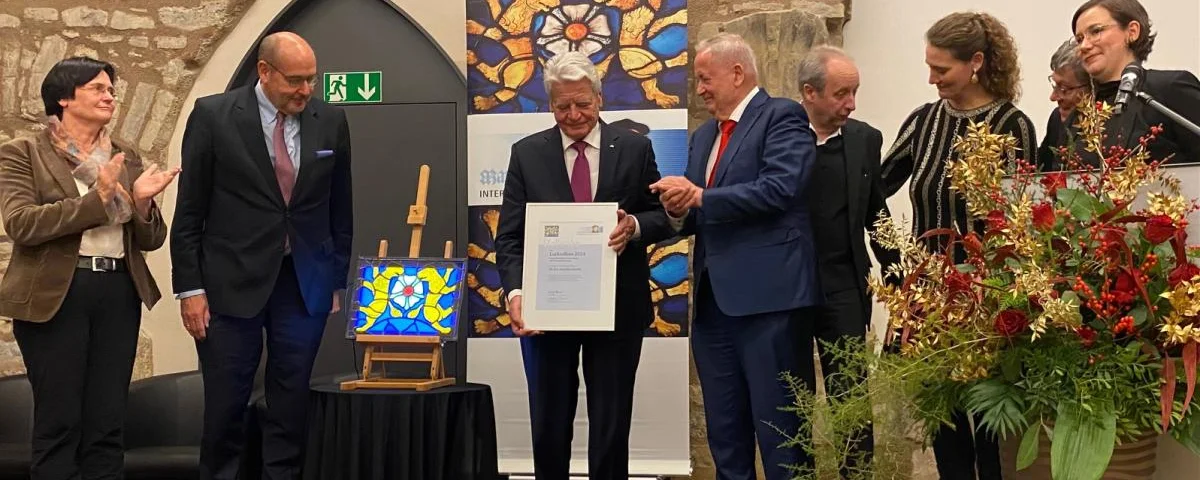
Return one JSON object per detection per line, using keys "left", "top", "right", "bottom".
{"left": 323, "top": 71, "right": 382, "bottom": 104}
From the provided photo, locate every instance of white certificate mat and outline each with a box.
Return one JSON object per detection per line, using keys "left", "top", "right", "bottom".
{"left": 521, "top": 202, "right": 619, "bottom": 331}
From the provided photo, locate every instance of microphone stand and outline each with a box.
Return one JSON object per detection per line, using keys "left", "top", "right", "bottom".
{"left": 1135, "top": 91, "right": 1200, "bottom": 137}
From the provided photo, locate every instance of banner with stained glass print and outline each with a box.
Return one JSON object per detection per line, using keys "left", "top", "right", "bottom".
{"left": 465, "top": 0, "right": 690, "bottom": 476}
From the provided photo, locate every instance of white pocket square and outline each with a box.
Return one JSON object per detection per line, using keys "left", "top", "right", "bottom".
{"left": 316, "top": 149, "right": 335, "bottom": 159}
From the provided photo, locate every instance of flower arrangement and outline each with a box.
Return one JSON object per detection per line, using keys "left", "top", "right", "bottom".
{"left": 864, "top": 99, "right": 1200, "bottom": 478}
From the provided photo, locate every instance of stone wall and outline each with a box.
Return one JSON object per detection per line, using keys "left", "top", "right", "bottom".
{"left": 0, "top": 0, "right": 251, "bottom": 379}
{"left": 686, "top": 0, "right": 850, "bottom": 130}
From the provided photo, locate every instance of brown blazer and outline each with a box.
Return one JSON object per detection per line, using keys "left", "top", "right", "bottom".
{"left": 0, "top": 130, "right": 165, "bottom": 322}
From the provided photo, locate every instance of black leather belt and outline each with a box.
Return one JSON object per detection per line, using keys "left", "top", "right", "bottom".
{"left": 76, "top": 256, "right": 126, "bottom": 272}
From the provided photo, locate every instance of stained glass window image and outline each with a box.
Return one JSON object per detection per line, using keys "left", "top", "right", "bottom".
{"left": 350, "top": 259, "right": 466, "bottom": 339}
{"left": 466, "top": 0, "right": 688, "bottom": 113}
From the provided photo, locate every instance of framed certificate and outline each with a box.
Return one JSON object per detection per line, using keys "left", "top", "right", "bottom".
{"left": 521, "top": 202, "right": 619, "bottom": 331}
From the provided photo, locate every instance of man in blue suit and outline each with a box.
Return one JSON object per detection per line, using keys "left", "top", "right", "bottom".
{"left": 651, "top": 33, "right": 819, "bottom": 480}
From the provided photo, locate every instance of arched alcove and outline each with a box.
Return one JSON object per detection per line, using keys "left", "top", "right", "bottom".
{"left": 223, "top": 0, "right": 468, "bottom": 382}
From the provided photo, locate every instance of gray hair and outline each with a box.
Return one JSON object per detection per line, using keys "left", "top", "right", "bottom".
{"left": 1050, "top": 39, "right": 1089, "bottom": 86}
{"left": 695, "top": 32, "right": 758, "bottom": 76}
{"left": 542, "top": 51, "right": 601, "bottom": 97}
{"left": 797, "top": 45, "right": 852, "bottom": 93}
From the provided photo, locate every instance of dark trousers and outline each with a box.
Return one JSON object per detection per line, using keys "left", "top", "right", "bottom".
{"left": 13, "top": 269, "right": 142, "bottom": 480}
{"left": 524, "top": 328, "right": 643, "bottom": 480}
{"left": 691, "top": 274, "right": 806, "bottom": 480}
{"left": 796, "top": 288, "right": 875, "bottom": 476}
{"left": 933, "top": 411, "right": 1002, "bottom": 480}
{"left": 196, "top": 257, "right": 326, "bottom": 480}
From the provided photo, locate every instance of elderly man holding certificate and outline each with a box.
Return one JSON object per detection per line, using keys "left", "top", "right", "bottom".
{"left": 494, "top": 50, "right": 676, "bottom": 480}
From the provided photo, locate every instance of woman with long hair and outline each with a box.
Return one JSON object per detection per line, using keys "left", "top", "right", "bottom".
{"left": 880, "top": 12, "right": 1038, "bottom": 479}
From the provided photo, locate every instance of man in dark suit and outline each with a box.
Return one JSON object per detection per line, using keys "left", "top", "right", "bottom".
{"left": 170, "top": 31, "right": 353, "bottom": 480}
{"left": 651, "top": 33, "right": 820, "bottom": 480}
{"left": 494, "top": 50, "right": 675, "bottom": 480}
{"left": 797, "top": 45, "right": 900, "bottom": 474}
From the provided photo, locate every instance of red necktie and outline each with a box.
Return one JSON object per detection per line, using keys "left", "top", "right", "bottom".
{"left": 708, "top": 120, "right": 737, "bottom": 187}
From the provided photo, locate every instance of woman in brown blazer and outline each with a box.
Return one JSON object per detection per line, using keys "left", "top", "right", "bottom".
{"left": 0, "top": 57, "right": 178, "bottom": 479}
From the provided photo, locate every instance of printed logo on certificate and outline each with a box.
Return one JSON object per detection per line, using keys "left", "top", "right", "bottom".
{"left": 521, "top": 203, "right": 619, "bottom": 331}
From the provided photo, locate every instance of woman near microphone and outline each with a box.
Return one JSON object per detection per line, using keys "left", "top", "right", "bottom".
{"left": 1073, "top": 0, "right": 1200, "bottom": 164}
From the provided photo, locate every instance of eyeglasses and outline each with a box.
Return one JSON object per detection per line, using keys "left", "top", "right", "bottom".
{"left": 263, "top": 60, "right": 317, "bottom": 89}
{"left": 1074, "top": 23, "right": 1118, "bottom": 45}
{"left": 78, "top": 83, "right": 116, "bottom": 98}
{"left": 1048, "top": 76, "right": 1087, "bottom": 95}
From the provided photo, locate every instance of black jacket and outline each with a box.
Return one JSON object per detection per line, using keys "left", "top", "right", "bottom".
{"left": 171, "top": 84, "right": 354, "bottom": 317}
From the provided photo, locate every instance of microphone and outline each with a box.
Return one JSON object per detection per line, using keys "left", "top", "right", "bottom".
{"left": 1113, "top": 63, "right": 1143, "bottom": 115}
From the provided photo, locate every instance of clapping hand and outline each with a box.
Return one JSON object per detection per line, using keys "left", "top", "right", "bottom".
{"left": 133, "top": 163, "right": 181, "bottom": 201}
{"left": 95, "top": 152, "right": 126, "bottom": 205}
{"left": 131, "top": 163, "right": 181, "bottom": 218}
{"left": 649, "top": 176, "right": 702, "bottom": 216}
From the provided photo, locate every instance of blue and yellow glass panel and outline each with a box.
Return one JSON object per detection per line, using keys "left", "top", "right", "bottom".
{"left": 351, "top": 259, "right": 467, "bottom": 339}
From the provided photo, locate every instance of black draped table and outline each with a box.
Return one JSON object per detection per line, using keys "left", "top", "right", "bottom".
{"left": 302, "top": 382, "right": 500, "bottom": 480}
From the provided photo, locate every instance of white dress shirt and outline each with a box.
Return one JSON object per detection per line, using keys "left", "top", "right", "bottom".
{"left": 256, "top": 81, "right": 301, "bottom": 177}
{"left": 810, "top": 123, "right": 842, "bottom": 146}
{"left": 75, "top": 177, "right": 125, "bottom": 259}
{"left": 704, "top": 86, "right": 760, "bottom": 184}
{"left": 561, "top": 125, "right": 601, "bottom": 201}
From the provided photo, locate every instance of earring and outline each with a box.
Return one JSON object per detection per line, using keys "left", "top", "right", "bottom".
{"left": 971, "top": 71, "right": 979, "bottom": 84}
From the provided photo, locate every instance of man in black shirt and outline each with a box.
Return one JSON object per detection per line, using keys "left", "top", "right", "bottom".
{"left": 797, "top": 45, "right": 900, "bottom": 473}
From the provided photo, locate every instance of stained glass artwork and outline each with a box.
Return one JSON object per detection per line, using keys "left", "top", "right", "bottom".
{"left": 466, "top": 0, "right": 688, "bottom": 114}
{"left": 467, "top": 207, "right": 515, "bottom": 337}
{"left": 646, "top": 236, "right": 689, "bottom": 337}
{"left": 350, "top": 258, "right": 467, "bottom": 339}
{"left": 466, "top": 206, "right": 690, "bottom": 337}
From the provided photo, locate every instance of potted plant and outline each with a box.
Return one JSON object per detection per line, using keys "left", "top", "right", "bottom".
{"left": 786, "top": 99, "right": 1200, "bottom": 480}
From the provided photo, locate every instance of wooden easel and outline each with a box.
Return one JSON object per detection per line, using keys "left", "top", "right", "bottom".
{"left": 340, "top": 165, "right": 457, "bottom": 391}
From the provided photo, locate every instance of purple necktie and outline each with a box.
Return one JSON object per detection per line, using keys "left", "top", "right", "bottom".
{"left": 273, "top": 112, "right": 296, "bottom": 204}
{"left": 273, "top": 112, "right": 295, "bottom": 252}
{"left": 570, "top": 141, "right": 591, "bottom": 202}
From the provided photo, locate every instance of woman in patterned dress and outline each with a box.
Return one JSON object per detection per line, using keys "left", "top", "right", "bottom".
{"left": 880, "top": 11, "right": 1038, "bottom": 480}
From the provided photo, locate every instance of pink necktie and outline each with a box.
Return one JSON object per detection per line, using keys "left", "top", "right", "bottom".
{"left": 273, "top": 112, "right": 296, "bottom": 204}
{"left": 274, "top": 112, "right": 295, "bottom": 253}
{"left": 570, "top": 141, "right": 591, "bottom": 202}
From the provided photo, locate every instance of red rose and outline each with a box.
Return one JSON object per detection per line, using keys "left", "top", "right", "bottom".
{"left": 1169, "top": 262, "right": 1200, "bottom": 287}
{"left": 1143, "top": 215, "right": 1177, "bottom": 244}
{"left": 1114, "top": 271, "right": 1136, "bottom": 292}
{"left": 994, "top": 309, "right": 1029, "bottom": 337}
{"left": 1076, "top": 326, "right": 1096, "bottom": 347}
{"left": 1032, "top": 202, "right": 1056, "bottom": 231}
{"left": 946, "top": 271, "right": 973, "bottom": 294}
{"left": 962, "top": 233, "right": 984, "bottom": 257}
{"left": 987, "top": 209, "right": 1008, "bottom": 232}
{"left": 1110, "top": 270, "right": 1138, "bottom": 305}
{"left": 1041, "top": 173, "right": 1068, "bottom": 196}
